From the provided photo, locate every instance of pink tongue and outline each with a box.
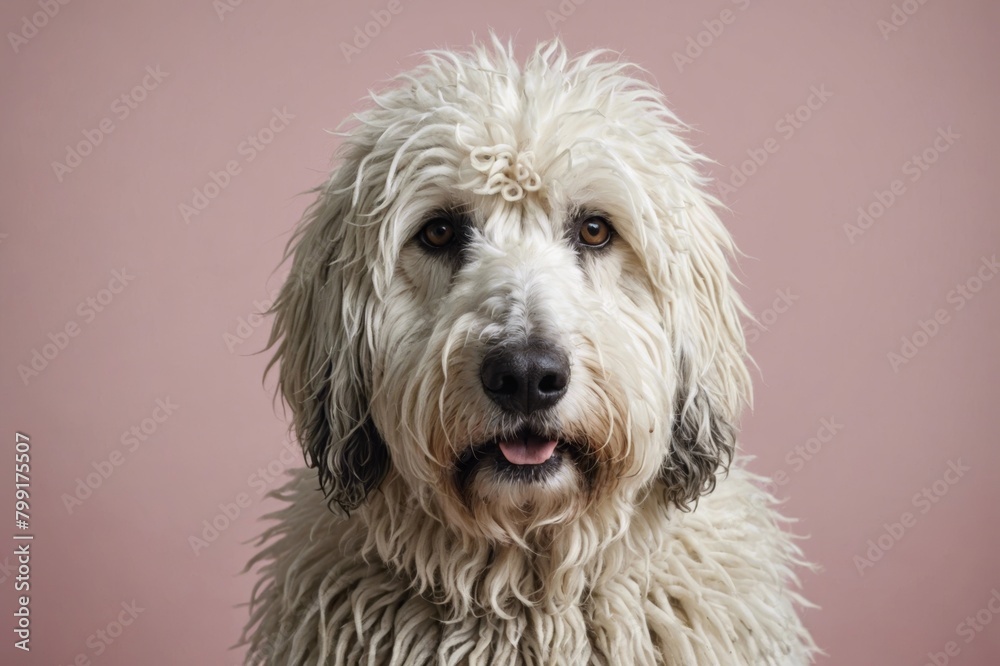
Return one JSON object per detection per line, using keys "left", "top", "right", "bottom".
{"left": 499, "top": 435, "right": 558, "bottom": 465}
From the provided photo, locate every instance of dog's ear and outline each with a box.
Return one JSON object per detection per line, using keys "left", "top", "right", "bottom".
{"left": 266, "top": 165, "right": 390, "bottom": 514}
{"left": 659, "top": 190, "right": 750, "bottom": 510}
{"left": 661, "top": 353, "right": 739, "bottom": 510}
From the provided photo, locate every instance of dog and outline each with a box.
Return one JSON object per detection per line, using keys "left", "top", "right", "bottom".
{"left": 242, "top": 38, "right": 816, "bottom": 665}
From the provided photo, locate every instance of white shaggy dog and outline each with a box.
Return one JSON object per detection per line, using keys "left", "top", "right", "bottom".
{"left": 243, "top": 39, "right": 816, "bottom": 665}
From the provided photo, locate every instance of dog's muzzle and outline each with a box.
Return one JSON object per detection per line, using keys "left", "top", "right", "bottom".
{"left": 465, "top": 339, "right": 572, "bottom": 475}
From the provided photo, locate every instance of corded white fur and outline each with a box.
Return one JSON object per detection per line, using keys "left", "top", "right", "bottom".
{"left": 242, "top": 37, "right": 817, "bottom": 665}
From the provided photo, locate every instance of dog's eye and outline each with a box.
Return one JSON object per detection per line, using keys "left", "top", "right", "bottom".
{"left": 578, "top": 216, "right": 613, "bottom": 248}
{"left": 419, "top": 218, "right": 456, "bottom": 249}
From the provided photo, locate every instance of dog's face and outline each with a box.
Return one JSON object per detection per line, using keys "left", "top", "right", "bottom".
{"left": 269, "top": 41, "right": 749, "bottom": 544}
{"left": 380, "top": 196, "right": 667, "bottom": 538}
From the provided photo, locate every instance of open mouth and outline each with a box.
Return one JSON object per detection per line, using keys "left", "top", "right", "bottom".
{"left": 498, "top": 431, "right": 559, "bottom": 465}
{"left": 455, "top": 427, "right": 567, "bottom": 487}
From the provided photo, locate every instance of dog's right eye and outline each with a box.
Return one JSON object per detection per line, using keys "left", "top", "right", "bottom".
{"left": 418, "top": 218, "right": 456, "bottom": 249}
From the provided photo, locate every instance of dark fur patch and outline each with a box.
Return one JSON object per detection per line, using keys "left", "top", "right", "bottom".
{"left": 305, "top": 367, "right": 390, "bottom": 515}
{"left": 331, "top": 417, "right": 390, "bottom": 514}
{"left": 660, "top": 366, "right": 736, "bottom": 510}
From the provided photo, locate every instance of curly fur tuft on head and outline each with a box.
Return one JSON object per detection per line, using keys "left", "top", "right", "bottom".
{"left": 246, "top": 36, "right": 815, "bottom": 666}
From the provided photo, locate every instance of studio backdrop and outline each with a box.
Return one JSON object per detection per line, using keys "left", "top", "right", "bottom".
{"left": 2, "top": 0, "right": 998, "bottom": 664}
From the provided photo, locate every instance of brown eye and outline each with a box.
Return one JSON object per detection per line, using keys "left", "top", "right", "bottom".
{"left": 419, "top": 218, "right": 455, "bottom": 249}
{"left": 579, "top": 216, "right": 612, "bottom": 247}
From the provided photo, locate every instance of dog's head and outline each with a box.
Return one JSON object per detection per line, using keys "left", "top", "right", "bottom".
{"left": 268, "top": 40, "right": 749, "bottom": 543}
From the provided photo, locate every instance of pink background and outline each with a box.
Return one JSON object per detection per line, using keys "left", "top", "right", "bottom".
{"left": 2, "top": 0, "right": 998, "bottom": 664}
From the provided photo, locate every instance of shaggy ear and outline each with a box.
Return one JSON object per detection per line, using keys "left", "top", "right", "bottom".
{"left": 660, "top": 189, "right": 750, "bottom": 510}
{"left": 661, "top": 355, "right": 738, "bottom": 510}
{"left": 266, "top": 170, "right": 390, "bottom": 514}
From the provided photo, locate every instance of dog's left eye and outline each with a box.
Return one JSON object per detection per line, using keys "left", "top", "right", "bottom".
{"left": 578, "top": 216, "right": 613, "bottom": 248}
{"left": 419, "top": 218, "right": 456, "bottom": 249}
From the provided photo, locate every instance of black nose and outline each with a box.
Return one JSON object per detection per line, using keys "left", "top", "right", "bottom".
{"left": 480, "top": 340, "right": 570, "bottom": 415}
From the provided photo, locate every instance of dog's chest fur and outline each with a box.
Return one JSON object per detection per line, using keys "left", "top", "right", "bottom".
{"left": 244, "top": 466, "right": 814, "bottom": 665}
